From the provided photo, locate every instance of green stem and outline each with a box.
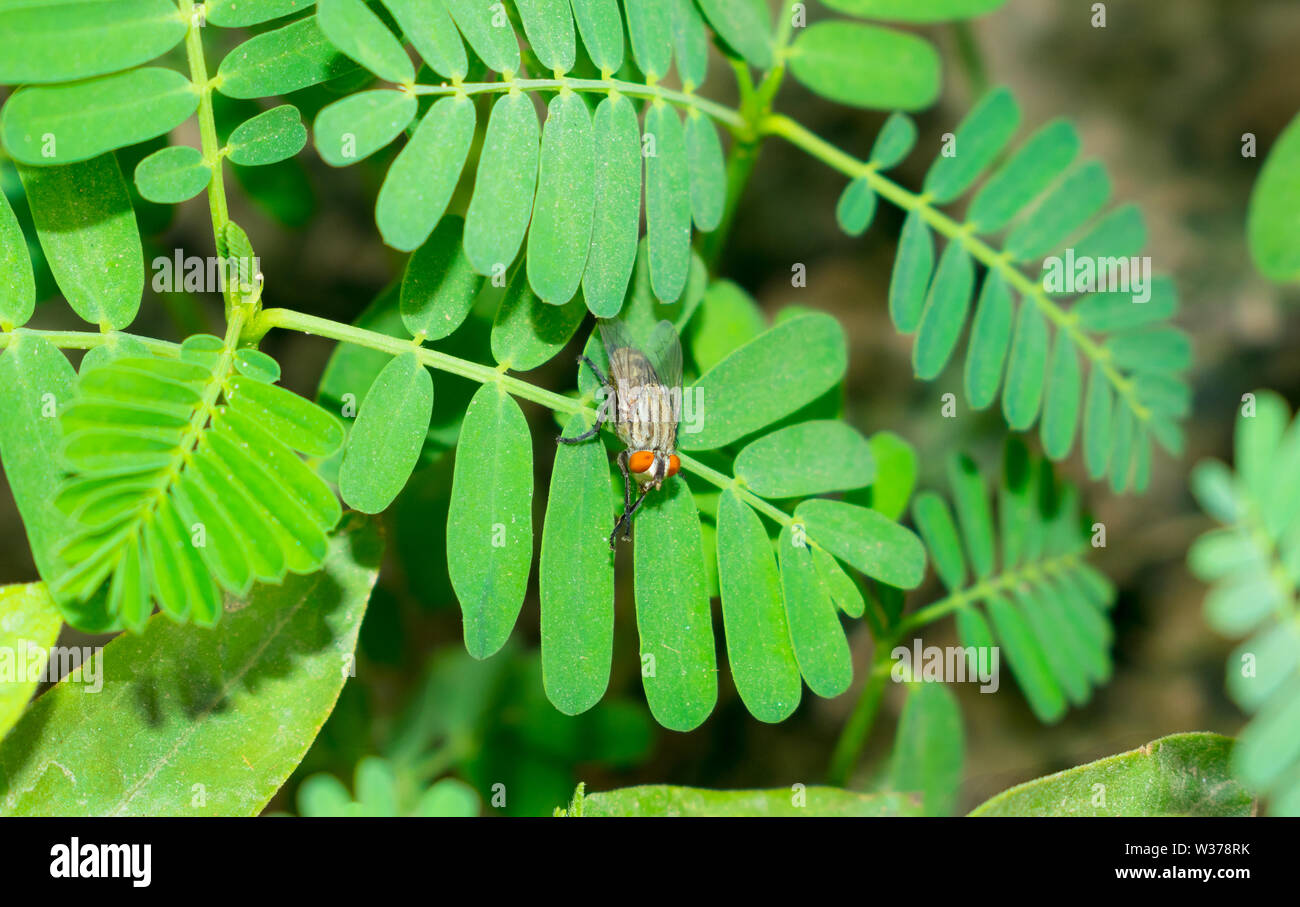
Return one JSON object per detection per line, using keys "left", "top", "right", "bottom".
{"left": 759, "top": 112, "right": 1151, "bottom": 426}
{"left": 179, "top": 1, "right": 230, "bottom": 271}
{"left": 827, "top": 640, "right": 892, "bottom": 787}
{"left": 0, "top": 329, "right": 180, "bottom": 355}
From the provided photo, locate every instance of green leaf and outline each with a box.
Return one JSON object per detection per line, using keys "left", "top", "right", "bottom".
{"left": 0, "top": 518, "right": 382, "bottom": 816}
{"left": 0, "top": 0, "right": 186, "bottom": 83}
{"left": 2, "top": 68, "right": 198, "bottom": 166}
{"left": 540, "top": 413, "right": 614, "bottom": 715}
{"left": 318, "top": 0, "right": 414, "bottom": 84}
{"left": 0, "top": 584, "right": 62, "bottom": 741}
{"left": 969, "top": 118, "right": 1078, "bottom": 233}
{"left": 970, "top": 733, "right": 1253, "bottom": 817}
{"left": 681, "top": 313, "right": 846, "bottom": 450}
{"left": 208, "top": 0, "right": 316, "bottom": 27}
{"left": 314, "top": 89, "right": 416, "bottom": 166}
{"left": 867, "top": 430, "right": 917, "bottom": 521}
{"left": 447, "top": 385, "right": 534, "bottom": 659}
{"left": 923, "top": 87, "right": 1019, "bottom": 204}
{"left": 1248, "top": 110, "right": 1300, "bottom": 282}
{"left": 527, "top": 92, "right": 595, "bottom": 305}
{"left": 633, "top": 480, "right": 716, "bottom": 731}
{"left": 217, "top": 14, "right": 356, "bottom": 99}
{"left": 835, "top": 178, "right": 876, "bottom": 236}
{"left": 623, "top": 0, "right": 673, "bottom": 78}
{"left": 18, "top": 156, "right": 143, "bottom": 331}
{"left": 819, "top": 0, "right": 1006, "bottom": 22}
{"left": 717, "top": 490, "right": 801, "bottom": 722}
{"left": 912, "top": 492, "right": 966, "bottom": 591}
{"left": 562, "top": 783, "right": 923, "bottom": 817}
{"left": 376, "top": 96, "right": 475, "bottom": 252}
{"left": 1073, "top": 275, "right": 1176, "bottom": 332}
{"left": 381, "top": 0, "right": 468, "bottom": 79}
{"left": 778, "top": 524, "right": 851, "bottom": 697}
{"left": 0, "top": 190, "right": 36, "bottom": 329}
{"left": 695, "top": 0, "right": 772, "bottom": 70}
{"left": 339, "top": 352, "right": 433, "bottom": 513}
{"left": 963, "top": 273, "right": 1013, "bottom": 409}
{"left": 227, "top": 105, "right": 308, "bottom": 167}
{"left": 644, "top": 103, "right": 692, "bottom": 303}
{"left": 684, "top": 113, "right": 725, "bottom": 232}
{"left": 1105, "top": 328, "right": 1192, "bottom": 374}
{"left": 870, "top": 112, "right": 918, "bottom": 169}
{"left": 889, "top": 681, "right": 964, "bottom": 816}
{"left": 889, "top": 211, "right": 934, "bottom": 333}
{"left": 947, "top": 453, "right": 994, "bottom": 579}
{"left": 570, "top": 0, "right": 624, "bottom": 74}
{"left": 443, "top": 0, "right": 521, "bottom": 73}
{"left": 463, "top": 93, "right": 540, "bottom": 277}
{"left": 1068, "top": 204, "right": 1146, "bottom": 268}
{"left": 1001, "top": 298, "right": 1048, "bottom": 429}
{"left": 1005, "top": 161, "right": 1110, "bottom": 261}
{"left": 913, "top": 242, "right": 974, "bottom": 379}
{"left": 1082, "top": 365, "right": 1112, "bottom": 480}
{"left": 582, "top": 95, "right": 641, "bottom": 316}
{"left": 133, "top": 145, "right": 210, "bottom": 204}
{"left": 985, "top": 593, "right": 1065, "bottom": 722}
{"left": 796, "top": 498, "right": 926, "bottom": 588}
{"left": 491, "top": 267, "right": 587, "bottom": 370}
{"left": 1040, "top": 328, "right": 1082, "bottom": 460}
{"left": 669, "top": 0, "right": 709, "bottom": 88}
{"left": 234, "top": 349, "right": 281, "bottom": 383}
{"left": 515, "top": 0, "right": 576, "bottom": 73}
{"left": 687, "top": 279, "right": 766, "bottom": 374}
{"left": 735, "top": 420, "right": 875, "bottom": 498}
{"left": 400, "top": 216, "right": 483, "bottom": 340}
{"left": 789, "top": 21, "right": 939, "bottom": 111}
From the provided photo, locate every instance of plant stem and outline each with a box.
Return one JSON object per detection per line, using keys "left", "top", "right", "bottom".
{"left": 827, "top": 640, "right": 892, "bottom": 787}
{"left": 179, "top": 1, "right": 231, "bottom": 280}
{"left": 0, "top": 329, "right": 180, "bottom": 355}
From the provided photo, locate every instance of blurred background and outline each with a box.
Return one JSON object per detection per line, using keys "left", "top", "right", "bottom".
{"left": 4, "top": 0, "right": 1300, "bottom": 814}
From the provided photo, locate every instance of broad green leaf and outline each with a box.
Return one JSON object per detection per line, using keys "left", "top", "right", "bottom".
{"left": 985, "top": 593, "right": 1064, "bottom": 722}
{"left": 669, "top": 0, "right": 708, "bottom": 88}
{"left": 18, "top": 156, "right": 143, "bottom": 331}
{"left": 515, "top": 0, "right": 576, "bottom": 73}
{"left": 1248, "top": 109, "right": 1300, "bottom": 282}
{"left": 779, "top": 526, "right": 851, "bottom": 698}
{"left": 1082, "top": 365, "right": 1112, "bottom": 480}
{"left": 644, "top": 103, "right": 691, "bottom": 302}
{"left": 540, "top": 413, "right": 614, "bottom": 715}
{"left": 819, "top": 0, "right": 1006, "bottom": 21}
{"left": 947, "top": 453, "right": 994, "bottom": 579}
{"left": 735, "top": 421, "right": 874, "bottom": 498}
{"left": 913, "top": 242, "right": 974, "bottom": 379}
{"left": 867, "top": 430, "right": 917, "bottom": 521}
{"left": 0, "top": 191, "right": 35, "bottom": 328}
{"left": 684, "top": 113, "right": 725, "bottom": 232}
{"left": 582, "top": 95, "right": 641, "bottom": 317}
{"left": 624, "top": 0, "right": 673, "bottom": 78}
{"left": 570, "top": 0, "right": 624, "bottom": 74}
{"left": 562, "top": 783, "right": 922, "bottom": 817}
{"left": 681, "top": 313, "right": 845, "bottom": 451}
{"left": 633, "top": 480, "right": 716, "bottom": 731}
{"left": 1040, "top": 328, "right": 1081, "bottom": 459}
{"left": 464, "top": 93, "right": 540, "bottom": 277}
{"left": 796, "top": 498, "right": 926, "bottom": 589}
{"left": 133, "top": 145, "right": 210, "bottom": 204}
{"left": 400, "top": 216, "right": 483, "bottom": 340}
{"left": 443, "top": 0, "right": 521, "bottom": 73}
{"left": 889, "top": 681, "right": 964, "bottom": 816}
{"left": 528, "top": 92, "right": 596, "bottom": 305}
{"left": 963, "top": 273, "right": 1013, "bottom": 409}
{"left": 377, "top": 96, "right": 475, "bottom": 252}
{"left": 217, "top": 15, "right": 355, "bottom": 98}
{"left": 889, "top": 211, "right": 934, "bottom": 333}
{"left": 2, "top": 68, "right": 198, "bottom": 166}
{"left": 789, "top": 22, "right": 939, "bottom": 111}
{"left": 969, "top": 119, "right": 1078, "bottom": 233}
{"left": 717, "top": 490, "right": 801, "bottom": 722}
{"left": 382, "top": 0, "right": 468, "bottom": 79}
{"left": 318, "top": 0, "right": 414, "bottom": 83}
{"left": 227, "top": 105, "right": 308, "bottom": 166}
{"left": 339, "top": 352, "right": 433, "bottom": 513}
{"left": 870, "top": 112, "right": 918, "bottom": 169}
{"left": 208, "top": 0, "right": 316, "bottom": 27}
{"left": 0, "top": 518, "right": 382, "bottom": 817}
{"left": 923, "top": 87, "right": 1019, "bottom": 204}
{"left": 447, "top": 385, "right": 534, "bottom": 659}
{"left": 0, "top": 0, "right": 186, "bottom": 83}
{"left": 836, "top": 178, "right": 876, "bottom": 237}
{"left": 314, "top": 89, "right": 416, "bottom": 166}
{"left": 491, "top": 268, "right": 587, "bottom": 370}
{"left": 687, "top": 279, "right": 766, "bottom": 374}
{"left": 1001, "top": 299, "right": 1048, "bottom": 429}
{"left": 695, "top": 0, "right": 772, "bottom": 70}
{"left": 0, "top": 584, "right": 62, "bottom": 741}
{"left": 970, "top": 733, "right": 1253, "bottom": 817}
{"left": 1005, "top": 161, "right": 1110, "bottom": 261}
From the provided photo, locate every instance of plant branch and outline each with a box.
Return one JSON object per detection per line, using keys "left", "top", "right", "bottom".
{"left": 827, "top": 640, "right": 892, "bottom": 787}
{"left": 0, "top": 329, "right": 180, "bottom": 355}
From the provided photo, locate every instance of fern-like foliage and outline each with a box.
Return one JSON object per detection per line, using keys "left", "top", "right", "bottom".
{"left": 1189, "top": 390, "right": 1300, "bottom": 816}
{"left": 48, "top": 335, "right": 344, "bottom": 633}
{"left": 908, "top": 439, "right": 1116, "bottom": 723}
{"left": 845, "top": 87, "right": 1190, "bottom": 494}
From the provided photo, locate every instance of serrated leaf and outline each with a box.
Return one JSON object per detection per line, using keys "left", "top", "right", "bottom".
{"left": 376, "top": 96, "right": 475, "bottom": 252}
{"left": 789, "top": 21, "right": 939, "bottom": 111}
{"left": 400, "top": 215, "right": 483, "bottom": 340}
{"left": 735, "top": 421, "right": 874, "bottom": 498}
{"left": 314, "top": 89, "right": 416, "bottom": 166}
{"left": 463, "top": 93, "right": 540, "bottom": 276}
{"left": 527, "top": 92, "right": 596, "bottom": 305}
{"left": 339, "top": 352, "right": 433, "bottom": 513}
{"left": 134, "top": 146, "right": 210, "bottom": 204}
{"left": 217, "top": 15, "right": 355, "bottom": 98}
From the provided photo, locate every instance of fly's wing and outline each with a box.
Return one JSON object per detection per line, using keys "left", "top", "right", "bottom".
{"left": 644, "top": 319, "right": 683, "bottom": 392}
{"left": 598, "top": 317, "right": 682, "bottom": 451}
{"left": 598, "top": 318, "right": 682, "bottom": 390}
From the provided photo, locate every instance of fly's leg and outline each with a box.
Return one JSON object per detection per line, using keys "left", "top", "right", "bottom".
{"left": 611, "top": 487, "right": 650, "bottom": 548}
{"left": 577, "top": 354, "right": 608, "bottom": 386}
{"left": 609, "top": 450, "right": 635, "bottom": 549}
{"left": 557, "top": 355, "right": 610, "bottom": 444}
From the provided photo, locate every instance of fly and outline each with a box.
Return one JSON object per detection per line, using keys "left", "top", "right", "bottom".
{"left": 557, "top": 317, "right": 683, "bottom": 549}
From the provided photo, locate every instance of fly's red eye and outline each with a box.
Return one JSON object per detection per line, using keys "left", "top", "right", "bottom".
{"left": 628, "top": 450, "right": 655, "bottom": 473}
{"left": 667, "top": 454, "right": 680, "bottom": 477}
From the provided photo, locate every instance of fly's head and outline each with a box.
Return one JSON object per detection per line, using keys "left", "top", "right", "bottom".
{"left": 627, "top": 448, "right": 680, "bottom": 491}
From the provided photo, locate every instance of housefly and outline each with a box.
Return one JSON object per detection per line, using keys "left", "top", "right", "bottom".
{"left": 557, "top": 318, "right": 682, "bottom": 549}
